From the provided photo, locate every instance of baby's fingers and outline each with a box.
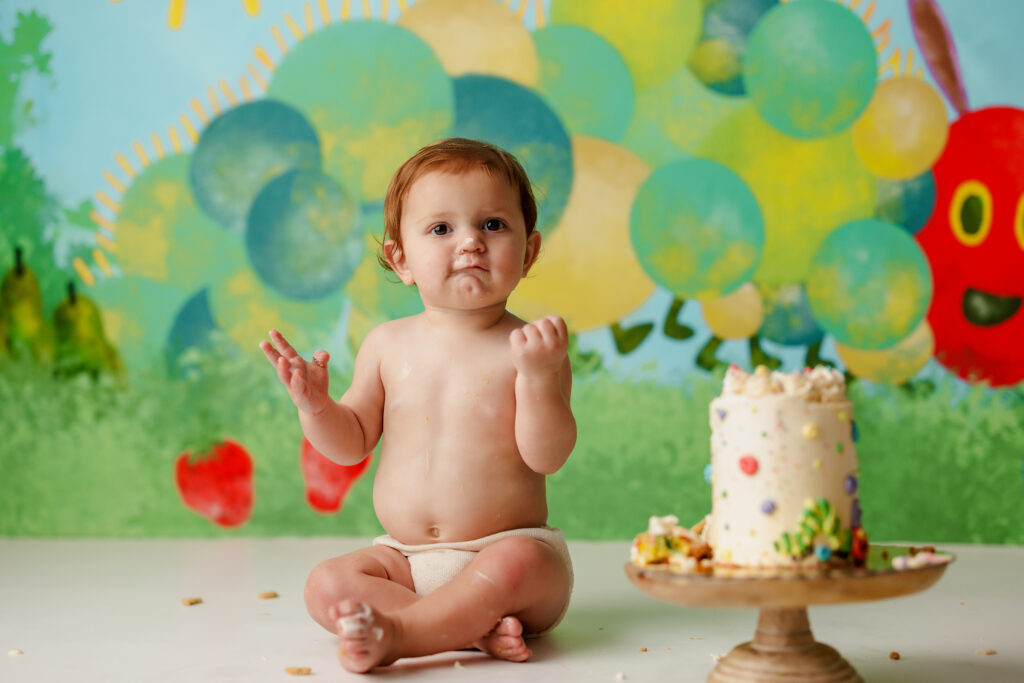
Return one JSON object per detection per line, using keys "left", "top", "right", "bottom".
{"left": 275, "top": 356, "right": 295, "bottom": 387}
{"left": 269, "top": 329, "right": 300, "bottom": 359}
{"left": 509, "top": 327, "right": 527, "bottom": 349}
{"left": 308, "top": 350, "right": 330, "bottom": 387}
{"left": 547, "top": 315, "right": 568, "bottom": 342}
{"left": 259, "top": 340, "right": 283, "bottom": 367}
{"left": 289, "top": 366, "right": 310, "bottom": 402}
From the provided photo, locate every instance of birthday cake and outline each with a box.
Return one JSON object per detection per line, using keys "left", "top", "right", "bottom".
{"left": 632, "top": 365, "right": 868, "bottom": 573}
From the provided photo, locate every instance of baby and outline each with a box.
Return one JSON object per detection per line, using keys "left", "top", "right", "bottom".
{"left": 260, "top": 138, "right": 576, "bottom": 673}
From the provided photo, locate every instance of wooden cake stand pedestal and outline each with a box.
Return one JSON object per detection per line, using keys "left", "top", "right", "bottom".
{"left": 624, "top": 546, "right": 953, "bottom": 683}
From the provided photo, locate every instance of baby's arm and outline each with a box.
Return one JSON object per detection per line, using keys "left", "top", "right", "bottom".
{"left": 510, "top": 315, "right": 577, "bottom": 475}
{"left": 260, "top": 328, "right": 385, "bottom": 466}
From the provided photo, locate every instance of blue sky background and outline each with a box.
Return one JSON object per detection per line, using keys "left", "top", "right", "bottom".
{"left": 2, "top": 0, "right": 1022, "bottom": 383}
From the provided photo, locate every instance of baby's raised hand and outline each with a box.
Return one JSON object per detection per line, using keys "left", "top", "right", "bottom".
{"left": 259, "top": 329, "right": 331, "bottom": 416}
{"left": 510, "top": 315, "right": 569, "bottom": 377}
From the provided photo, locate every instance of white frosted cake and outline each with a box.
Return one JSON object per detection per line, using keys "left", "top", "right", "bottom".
{"left": 707, "top": 365, "right": 868, "bottom": 569}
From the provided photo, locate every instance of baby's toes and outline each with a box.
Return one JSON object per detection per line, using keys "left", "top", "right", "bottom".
{"left": 333, "top": 599, "right": 393, "bottom": 673}
{"left": 475, "top": 616, "right": 532, "bottom": 662}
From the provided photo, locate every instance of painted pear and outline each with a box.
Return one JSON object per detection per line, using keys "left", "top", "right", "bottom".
{"left": 53, "top": 282, "right": 121, "bottom": 377}
{"left": 0, "top": 247, "right": 54, "bottom": 362}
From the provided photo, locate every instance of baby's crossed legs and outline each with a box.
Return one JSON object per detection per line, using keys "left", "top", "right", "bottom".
{"left": 304, "top": 536, "right": 572, "bottom": 672}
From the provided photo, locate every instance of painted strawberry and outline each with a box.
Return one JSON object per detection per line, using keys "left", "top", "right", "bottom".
{"left": 175, "top": 439, "right": 254, "bottom": 527}
{"left": 300, "top": 437, "right": 371, "bottom": 514}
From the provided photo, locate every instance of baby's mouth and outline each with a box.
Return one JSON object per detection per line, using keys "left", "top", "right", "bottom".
{"left": 962, "top": 287, "right": 1021, "bottom": 326}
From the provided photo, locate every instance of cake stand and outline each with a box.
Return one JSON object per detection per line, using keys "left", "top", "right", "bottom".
{"left": 624, "top": 546, "right": 953, "bottom": 682}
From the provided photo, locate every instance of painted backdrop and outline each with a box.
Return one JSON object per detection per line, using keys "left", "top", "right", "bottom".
{"left": 1, "top": 0, "right": 1022, "bottom": 541}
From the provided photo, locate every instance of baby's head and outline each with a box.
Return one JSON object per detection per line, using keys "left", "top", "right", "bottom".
{"left": 379, "top": 138, "right": 538, "bottom": 272}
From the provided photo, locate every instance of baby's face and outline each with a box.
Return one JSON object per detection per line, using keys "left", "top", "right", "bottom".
{"left": 390, "top": 167, "right": 539, "bottom": 310}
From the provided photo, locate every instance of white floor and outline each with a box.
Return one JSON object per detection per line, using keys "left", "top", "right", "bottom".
{"left": 1, "top": 538, "right": 1021, "bottom": 682}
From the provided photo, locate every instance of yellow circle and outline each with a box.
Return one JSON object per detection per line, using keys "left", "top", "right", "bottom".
{"left": 700, "top": 282, "right": 764, "bottom": 339}
{"left": 509, "top": 136, "right": 656, "bottom": 331}
{"left": 699, "top": 105, "right": 875, "bottom": 285}
{"left": 397, "top": 0, "right": 538, "bottom": 87}
{"left": 851, "top": 77, "right": 949, "bottom": 181}
{"left": 836, "top": 320, "right": 934, "bottom": 384}
{"left": 1015, "top": 193, "right": 1024, "bottom": 251}
{"left": 550, "top": 0, "right": 702, "bottom": 92}
{"left": 949, "top": 180, "right": 993, "bottom": 247}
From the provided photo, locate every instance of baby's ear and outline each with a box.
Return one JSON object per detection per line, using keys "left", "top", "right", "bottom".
{"left": 522, "top": 230, "right": 541, "bottom": 276}
{"left": 383, "top": 240, "right": 415, "bottom": 285}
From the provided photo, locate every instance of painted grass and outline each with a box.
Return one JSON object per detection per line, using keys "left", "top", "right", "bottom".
{"left": 2, "top": 344, "right": 1022, "bottom": 542}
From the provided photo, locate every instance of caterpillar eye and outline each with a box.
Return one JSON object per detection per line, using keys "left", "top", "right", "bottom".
{"left": 949, "top": 180, "right": 992, "bottom": 247}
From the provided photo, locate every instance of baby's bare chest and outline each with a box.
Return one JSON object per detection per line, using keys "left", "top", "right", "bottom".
{"left": 381, "top": 348, "right": 517, "bottom": 424}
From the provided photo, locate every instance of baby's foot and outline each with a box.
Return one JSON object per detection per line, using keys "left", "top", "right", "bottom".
{"left": 329, "top": 599, "right": 397, "bottom": 673}
{"left": 475, "top": 616, "right": 532, "bottom": 662}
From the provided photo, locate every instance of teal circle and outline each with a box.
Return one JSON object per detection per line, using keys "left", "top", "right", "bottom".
{"left": 190, "top": 100, "right": 321, "bottom": 233}
{"left": 690, "top": 0, "right": 778, "bottom": 96}
{"left": 759, "top": 283, "right": 823, "bottom": 346}
{"left": 806, "top": 219, "right": 932, "bottom": 350}
{"left": 533, "top": 25, "right": 634, "bottom": 141}
{"left": 875, "top": 171, "right": 936, "bottom": 235}
{"left": 453, "top": 75, "right": 573, "bottom": 236}
{"left": 743, "top": 0, "right": 877, "bottom": 138}
{"left": 247, "top": 170, "right": 363, "bottom": 300}
{"left": 630, "top": 158, "right": 764, "bottom": 298}
{"left": 267, "top": 22, "right": 453, "bottom": 201}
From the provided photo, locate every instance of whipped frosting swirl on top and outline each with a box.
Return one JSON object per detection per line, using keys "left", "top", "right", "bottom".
{"left": 721, "top": 365, "right": 846, "bottom": 402}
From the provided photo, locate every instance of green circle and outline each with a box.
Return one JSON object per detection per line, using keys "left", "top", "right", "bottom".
{"left": 743, "top": 0, "right": 876, "bottom": 138}
{"left": 89, "top": 273, "right": 190, "bottom": 373}
{"left": 630, "top": 158, "right": 763, "bottom": 298}
{"left": 534, "top": 25, "right": 634, "bottom": 141}
{"left": 807, "top": 219, "right": 932, "bottom": 350}
{"left": 267, "top": 22, "right": 453, "bottom": 201}
{"left": 115, "top": 154, "right": 245, "bottom": 296}
{"left": 621, "top": 67, "right": 743, "bottom": 168}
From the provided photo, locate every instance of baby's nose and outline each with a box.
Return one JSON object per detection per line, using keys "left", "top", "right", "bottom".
{"left": 456, "top": 235, "right": 484, "bottom": 252}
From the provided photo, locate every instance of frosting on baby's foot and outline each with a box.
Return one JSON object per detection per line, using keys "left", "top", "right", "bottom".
{"left": 475, "top": 616, "right": 532, "bottom": 663}
{"left": 329, "top": 599, "right": 397, "bottom": 673}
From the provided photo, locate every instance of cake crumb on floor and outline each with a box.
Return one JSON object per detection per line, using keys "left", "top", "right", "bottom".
{"left": 258, "top": 591, "right": 279, "bottom": 599}
{"left": 284, "top": 666, "right": 311, "bottom": 675}
{"left": 889, "top": 651, "right": 901, "bottom": 660}
{"left": 181, "top": 597, "right": 202, "bottom": 606}
{"left": 975, "top": 649, "right": 997, "bottom": 655}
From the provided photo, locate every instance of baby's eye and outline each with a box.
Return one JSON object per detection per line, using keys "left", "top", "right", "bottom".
{"left": 430, "top": 224, "right": 450, "bottom": 236}
{"left": 483, "top": 218, "right": 505, "bottom": 232}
